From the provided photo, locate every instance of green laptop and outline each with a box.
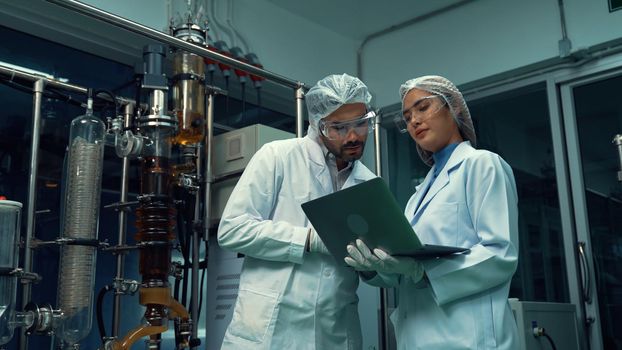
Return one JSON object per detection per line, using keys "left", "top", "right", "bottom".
{"left": 301, "top": 177, "right": 469, "bottom": 262}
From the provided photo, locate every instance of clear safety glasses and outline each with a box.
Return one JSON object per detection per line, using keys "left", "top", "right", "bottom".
{"left": 394, "top": 95, "right": 447, "bottom": 133}
{"left": 319, "top": 110, "right": 377, "bottom": 140}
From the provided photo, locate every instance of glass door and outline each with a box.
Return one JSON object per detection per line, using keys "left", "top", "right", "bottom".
{"left": 561, "top": 72, "right": 622, "bottom": 350}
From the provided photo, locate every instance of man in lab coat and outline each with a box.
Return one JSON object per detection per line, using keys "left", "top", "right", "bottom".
{"left": 218, "top": 73, "right": 377, "bottom": 349}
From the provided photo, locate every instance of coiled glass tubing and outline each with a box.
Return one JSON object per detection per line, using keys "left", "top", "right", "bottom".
{"left": 57, "top": 109, "right": 104, "bottom": 346}
{"left": 0, "top": 200, "right": 22, "bottom": 345}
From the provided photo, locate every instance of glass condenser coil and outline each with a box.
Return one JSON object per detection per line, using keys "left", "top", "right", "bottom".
{"left": 0, "top": 200, "right": 22, "bottom": 345}
{"left": 56, "top": 104, "right": 105, "bottom": 346}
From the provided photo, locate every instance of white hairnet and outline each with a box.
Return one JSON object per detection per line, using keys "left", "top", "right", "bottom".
{"left": 399, "top": 75, "right": 476, "bottom": 166}
{"left": 306, "top": 73, "right": 372, "bottom": 128}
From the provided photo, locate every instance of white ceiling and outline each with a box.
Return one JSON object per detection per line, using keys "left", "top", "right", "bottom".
{"left": 265, "top": 0, "right": 466, "bottom": 40}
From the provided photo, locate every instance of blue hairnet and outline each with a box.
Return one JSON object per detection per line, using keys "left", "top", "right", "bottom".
{"left": 306, "top": 73, "right": 372, "bottom": 128}
{"left": 399, "top": 75, "right": 476, "bottom": 166}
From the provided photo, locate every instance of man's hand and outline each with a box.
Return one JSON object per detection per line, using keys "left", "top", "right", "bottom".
{"left": 307, "top": 228, "right": 330, "bottom": 255}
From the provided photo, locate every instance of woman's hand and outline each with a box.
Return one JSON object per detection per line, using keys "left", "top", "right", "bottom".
{"left": 344, "top": 239, "right": 424, "bottom": 283}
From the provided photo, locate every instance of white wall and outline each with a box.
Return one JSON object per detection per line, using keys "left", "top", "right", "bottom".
{"left": 565, "top": 0, "right": 622, "bottom": 50}
{"left": 232, "top": 0, "right": 358, "bottom": 86}
{"left": 362, "top": 0, "right": 622, "bottom": 107}
{"left": 81, "top": 0, "right": 170, "bottom": 32}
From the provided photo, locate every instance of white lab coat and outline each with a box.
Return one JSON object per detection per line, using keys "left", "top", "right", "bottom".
{"left": 369, "top": 141, "right": 519, "bottom": 350}
{"left": 218, "top": 131, "right": 376, "bottom": 350}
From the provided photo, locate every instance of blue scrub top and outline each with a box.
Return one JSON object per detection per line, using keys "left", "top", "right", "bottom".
{"left": 432, "top": 142, "right": 460, "bottom": 179}
{"left": 414, "top": 142, "right": 460, "bottom": 214}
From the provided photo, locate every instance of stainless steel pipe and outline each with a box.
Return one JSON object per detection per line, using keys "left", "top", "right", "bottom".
{"left": 191, "top": 145, "right": 201, "bottom": 347}
{"left": 20, "top": 79, "right": 45, "bottom": 350}
{"left": 203, "top": 92, "right": 214, "bottom": 241}
{"left": 0, "top": 61, "right": 139, "bottom": 107}
{"left": 111, "top": 103, "right": 134, "bottom": 337}
{"left": 46, "top": 0, "right": 305, "bottom": 90}
{"left": 295, "top": 87, "right": 305, "bottom": 137}
{"left": 373, "top": 116, "right": 390, "bottom": 350}
{"left": 0, "top": 64, "right": 84, "bottom": 94}
{"left": 614, "top": 134, "right": 622, "bottom": 182}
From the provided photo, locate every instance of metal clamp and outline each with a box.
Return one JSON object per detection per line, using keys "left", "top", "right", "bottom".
{"left": 112, "top": 278, "right": 139, "bottom": 296}
{"left": 145, "top": 337, "right": 162, "bottom": 350}
{"left": 13, "top": 268, "right": 42, "bottom": 284}
{"left": 613, "top": 134, "right": 622, "bottom": 182}
{"left": 178, "top": 173, "right": 200, "bottom": 192}
{"left": 106, "top": 115, "right": 124, "bottom": 134}
{"left": 115, "top": 130, "right": 144, "bottom": 158}
{"left": 24, "top": 302, "right": 60, "bottom": 336}
{"left": 103, "top": 200, "right": 139, "bottom": 212}
{"left": 0, "top": 267, "right": 41, "bottom": 283}
{"left": 100, "top": 244, "right": 140, "bottom": 254}
{"left": 30, "top": 237, "right": 110, "bottom": 249}
{"left": 170, "top": 261, "right": 184, "bottom": 280}
{"left": 205, "top": 84, "right": 228, "bottom": 96}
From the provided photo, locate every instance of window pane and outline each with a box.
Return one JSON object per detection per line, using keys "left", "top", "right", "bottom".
{"left": 469, "top": 83, "right": 569, "bottom": 302}
{"left": 573, "top": 75, "right": 622, "bottom": 349}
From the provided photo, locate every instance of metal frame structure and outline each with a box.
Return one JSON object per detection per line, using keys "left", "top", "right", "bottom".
{"left": 462, "top": 71, "right": 592, "bottom": 350}
{"left": 2, "top": 0, "right": 310, "bottom": 345}
{"left": 45, "top": 0, "right": 307, "bottom": 134}
{"left": 0, "top": 63, "right": 138, "bottom": 350}
{"left": 458, "top": 53, "right": 622, "bottom": 350}
{"left": 557, "top": 67, "right": 622, "bottom": 350}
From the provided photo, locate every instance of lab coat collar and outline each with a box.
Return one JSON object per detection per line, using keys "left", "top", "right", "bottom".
{"left": 343, "top": 160, "right": 375, "bottom": 188}
{"left": 302, "top": 131, "right": 373, "bottom": 193}
{"left": 412, "top": 141, "right": 473, "bottom": 217}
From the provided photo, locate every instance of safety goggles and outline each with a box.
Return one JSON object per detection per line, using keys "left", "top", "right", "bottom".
{"left": 319, "top": 110, "right": 377, "bottom": 140}
{"left": 394, "top": 95, "right": 447, "bottom": 133}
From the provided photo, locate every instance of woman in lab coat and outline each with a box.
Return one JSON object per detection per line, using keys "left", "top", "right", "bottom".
{"left": 345, "top": 75, "right": 519, "bottom": 349}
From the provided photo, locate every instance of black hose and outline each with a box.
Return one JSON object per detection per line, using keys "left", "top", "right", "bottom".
{"left": 111, "top": 78, "right": 137, "bottom": 93}
{"left": 45, "top": 87, "right": 84, "bottom": 108}
{"left": 134, "top": 76, "right": 142, "bottom": 116}
{"left": 0, "top": 80, "right": 83, "bottom": 108}
{"left": 93, "top": 89, "right": 120, "bottom": 116}
{"left": 543, "top": 333, "right": 557, "bottom": 350}
{"left": 96, "top": 284, "right": 113, "bottom": 345}
{"left": 181, "top": 223, "right": 191, "bottom": 308}
{"left": 176, "top": 200, "right": 191, "bottom": 308}
{"left": 197, "top": 241, "right": 208, "bottom": 320}
{"left": 0, "top": 79, "right": 34, "bottom": 95}
{"left": 173, "top": 274, "right": 181, "bottom": 301}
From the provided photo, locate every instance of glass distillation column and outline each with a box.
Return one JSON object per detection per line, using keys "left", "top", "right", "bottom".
{"left": 57, "top": 95, "right": 105, "bottom": 348}
{"left": 170, "top": 0, "right": 208, "bottom": 188}
{"left": 171, "top": 51, "right": 206, "bottom": 180}
{"left": 172, "top": 48, "right": 205, "bottom": 146}
{"left": 123, "top": 44, "right": 190, "bottom": 350}
{"left": 171, "top": 2, "right": 206, "bottom": 146}
{"left": 136, "top": 99, "right": 176, "bottom": 344}
{"left": 0, "top": 200, "right": 33, "bottom": 346}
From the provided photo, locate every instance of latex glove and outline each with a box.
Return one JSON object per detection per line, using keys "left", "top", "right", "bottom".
{"left": 344, "top": 239, "right": 379, "bottom": 272}
{"left": 345, "top": 239, "right": 424, "bottom": 283}
{"left": 373, "top": 247, "right": 424, "bottom": 283}
{"left": 307, "top": 228, "right": 330, "bottom": 255}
